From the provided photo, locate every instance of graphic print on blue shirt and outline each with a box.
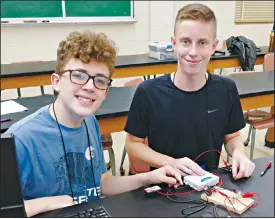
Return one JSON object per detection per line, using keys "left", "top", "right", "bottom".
{"left": 54, "top": 149, "right": 101, "bottom": 204}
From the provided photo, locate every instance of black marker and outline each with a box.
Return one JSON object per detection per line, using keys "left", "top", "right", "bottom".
{"left": 1, "top": 118, "right": 12, "bottom": 123}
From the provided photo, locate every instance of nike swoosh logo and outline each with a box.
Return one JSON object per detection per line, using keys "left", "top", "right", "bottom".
{"left": 208, "top": 109, "right": 218, "bottom": 113}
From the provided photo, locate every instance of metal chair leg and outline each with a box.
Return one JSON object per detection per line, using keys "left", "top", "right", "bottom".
{"left": 244, "top": 125, "right": 253, "bottom": 146}
{"left": 250, "top": 128, "right": 256, "bottom": 160}
{"left": 17, "top": 88, "right": 21, "bottom": 98}
{"left": 119, "top": 147, "right": 127, "bottom": 175}
{"left": 108, "top": 148, "right": 116, "bottom": 176}
{"left": 40, "top": 86, "right": 45, "bottom": 95}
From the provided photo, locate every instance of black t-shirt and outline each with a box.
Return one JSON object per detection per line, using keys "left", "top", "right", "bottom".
{"left": 124, "top": 73, "right": 246, "bottom": 170}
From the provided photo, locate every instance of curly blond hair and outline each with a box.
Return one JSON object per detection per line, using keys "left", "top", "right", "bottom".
{"left": 174, "top": 3, "right": 217, "bottom": 38}
{"left": 56, "top": 30, "right": 117, "bottom": 77}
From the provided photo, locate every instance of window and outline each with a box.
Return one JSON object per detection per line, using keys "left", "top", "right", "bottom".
{"left": 234, "top": 1, "right": 274, "bottom": 24}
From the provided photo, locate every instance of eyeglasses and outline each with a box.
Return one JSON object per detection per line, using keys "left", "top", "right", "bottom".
{"left": 60, "top": 69, "right": 112, "bottom": 90}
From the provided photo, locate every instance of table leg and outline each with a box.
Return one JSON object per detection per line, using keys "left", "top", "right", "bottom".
{"left": 265, "top": 106, "right": 274, "bottom": 148}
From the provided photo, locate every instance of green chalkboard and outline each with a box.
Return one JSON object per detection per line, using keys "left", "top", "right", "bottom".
{"left": 65, "top": 1, "right": 131, "bottom": 17}
{"left": 1, "top": 0, "right": 132, "bottom": 21}
{"left": 1, "top": 1, "right": 63, "bottom": 18}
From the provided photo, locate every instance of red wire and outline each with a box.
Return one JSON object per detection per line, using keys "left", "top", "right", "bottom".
{"left": 224, "top": 197, "right": 239, "bottom": 217}
{"left": 212, "top": 172, "right": 223, "bottom": 186}
{"left": 193, "top": 149, "right": 229, "bottom": 168}
{"left": 234, "top": 193, "right": 262, "bottom": 208}
{"left": 156, "top": 189, "right": 196, "bottom": 196}
{"left": 214, "top": 188, "right": 262, "bottom": 215}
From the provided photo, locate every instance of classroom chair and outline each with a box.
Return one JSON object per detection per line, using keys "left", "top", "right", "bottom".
{"left": 127, "top": 137, "right": 150, "bottom": 175}
{"left": 118, "top": 78, "right": 150, "bottom": 175}
{"left": 10, "top": 60, "right": 45, "bottom": 98}
{"left": 101, "top": 134, "right": 116, "bottom": 176}
{"left": 243, "top": 53, "right": 274, "bottom": 160}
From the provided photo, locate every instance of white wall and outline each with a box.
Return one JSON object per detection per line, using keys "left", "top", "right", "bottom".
{"left": 1, "top": 1, "right": 273, "bottom": 64}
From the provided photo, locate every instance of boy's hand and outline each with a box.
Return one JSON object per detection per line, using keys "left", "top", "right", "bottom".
{"left": 145, "top": 165, "right": 183, "bottom": 188}
{"left": 232, "top": 149, "right": 255, "bottom": 180}
{"left": 164, "top": 157, "right": 205, "bottom": 176}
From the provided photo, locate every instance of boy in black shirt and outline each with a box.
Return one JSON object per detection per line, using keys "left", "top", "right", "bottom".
{"left": 125, "top": 3, "right": 255, "bottom": 181}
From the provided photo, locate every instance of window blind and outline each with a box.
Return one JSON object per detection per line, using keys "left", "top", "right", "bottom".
{"left": 235, "top": 1, "right": 274, "bottom": 23}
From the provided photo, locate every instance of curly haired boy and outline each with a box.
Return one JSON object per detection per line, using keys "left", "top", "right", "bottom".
{"left": 6, "top": 31, "right": 183, "bottom": 217}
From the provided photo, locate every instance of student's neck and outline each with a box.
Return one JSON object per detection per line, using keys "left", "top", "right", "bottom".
{"left": 173, "top": 70, "right": 207, "bottom": 91}
{"left": 50, "top": 99, "right": 82, "bottom": 128}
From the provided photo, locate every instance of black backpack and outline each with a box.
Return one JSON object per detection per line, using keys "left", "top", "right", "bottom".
{"left": 226, "top": 36, "right": 260, "bottom": 71}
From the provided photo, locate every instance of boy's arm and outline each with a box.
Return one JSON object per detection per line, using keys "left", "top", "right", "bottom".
{"left": 24, "top": 195, "right": 74, "bottom": 217}
{"left": 125, "top": 133, "right": 204, "bottom": 176}
{"left": 101, "top": 165, "right": 183, "bottom": 196}
{"left": 125, "top": 133, "right": 174, "bottom": 168}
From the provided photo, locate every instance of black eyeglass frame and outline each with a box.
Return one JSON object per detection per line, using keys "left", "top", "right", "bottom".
{"left": 59, "top": 69, "right": 113, "bottom": 90}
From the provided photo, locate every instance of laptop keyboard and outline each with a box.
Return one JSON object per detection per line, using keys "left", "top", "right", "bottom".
{"left": 71, "top": 206, "right": 111, "bottom": 218}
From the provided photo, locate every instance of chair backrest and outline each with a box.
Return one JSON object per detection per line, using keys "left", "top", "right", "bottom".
{"left": 124, "top": 78, "right": 143, "bottom": 87}
{"left": 127, "top": 137, "right": 150, "bottom": 174}
{"left": 124, "top": 78, "right": 150, "bottom": 174}
{"left": 264, "top": 53, "right": 274, "bottom": 71}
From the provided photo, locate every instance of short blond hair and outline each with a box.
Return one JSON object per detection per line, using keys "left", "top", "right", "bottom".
{"left": 174, "top": 3, "right": 217, "bottom": 38}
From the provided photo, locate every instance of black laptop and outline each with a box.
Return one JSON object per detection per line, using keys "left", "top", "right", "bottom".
{"left": 0, "top": 133, "right": 27, "bottom": 218}
{"left": 0, "top": 133, "right": 111, "bottom": 218}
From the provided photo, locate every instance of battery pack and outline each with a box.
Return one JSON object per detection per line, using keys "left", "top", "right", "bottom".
{"left": 184, "top": 171, "right": 219, "bottom": 191}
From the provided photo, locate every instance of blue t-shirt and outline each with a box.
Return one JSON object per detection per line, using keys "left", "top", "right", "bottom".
{"left": 6, "top": 105, "right": 107, "bottom": 204}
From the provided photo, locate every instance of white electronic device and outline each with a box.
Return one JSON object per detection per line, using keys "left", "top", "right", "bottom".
{"left": 183, "top": 171, "right": 220, "bottom": 191}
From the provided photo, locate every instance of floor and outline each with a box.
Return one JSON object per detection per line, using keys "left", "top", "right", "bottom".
{"left": 1, "top": 66, "right": 274, "bottom": 176}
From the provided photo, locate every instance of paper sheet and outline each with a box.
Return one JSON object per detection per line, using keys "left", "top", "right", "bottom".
{"left": 1, "top": 100, "right": 28, "bottom": 115}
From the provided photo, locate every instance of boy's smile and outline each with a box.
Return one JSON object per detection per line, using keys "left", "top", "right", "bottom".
{"left": 75, "top": 94, "right": 96, "bottom": 106}
{"left": 51, "top": 58, "right": 111, "bottom": 127}
{"left": 172, "top": 19, "right": 218, "bottom": 76}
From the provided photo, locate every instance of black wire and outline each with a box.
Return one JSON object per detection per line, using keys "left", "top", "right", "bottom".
{"left": 52, "top": 103, "right": 74, "bottom": 198}
{"left": 163, "top": 188, "right": 207, "bottom": 217}
{"left": 52, "top": 103, "right": 100, "bottom": 200}
{"left": 182, "top": 203, "right": 208, "bottom": 217}
{"left": 165, "top": 187, "right": 237, "bottom": 218}
{"left": 83, "top": 120, "right": 100, "bottom": 199}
